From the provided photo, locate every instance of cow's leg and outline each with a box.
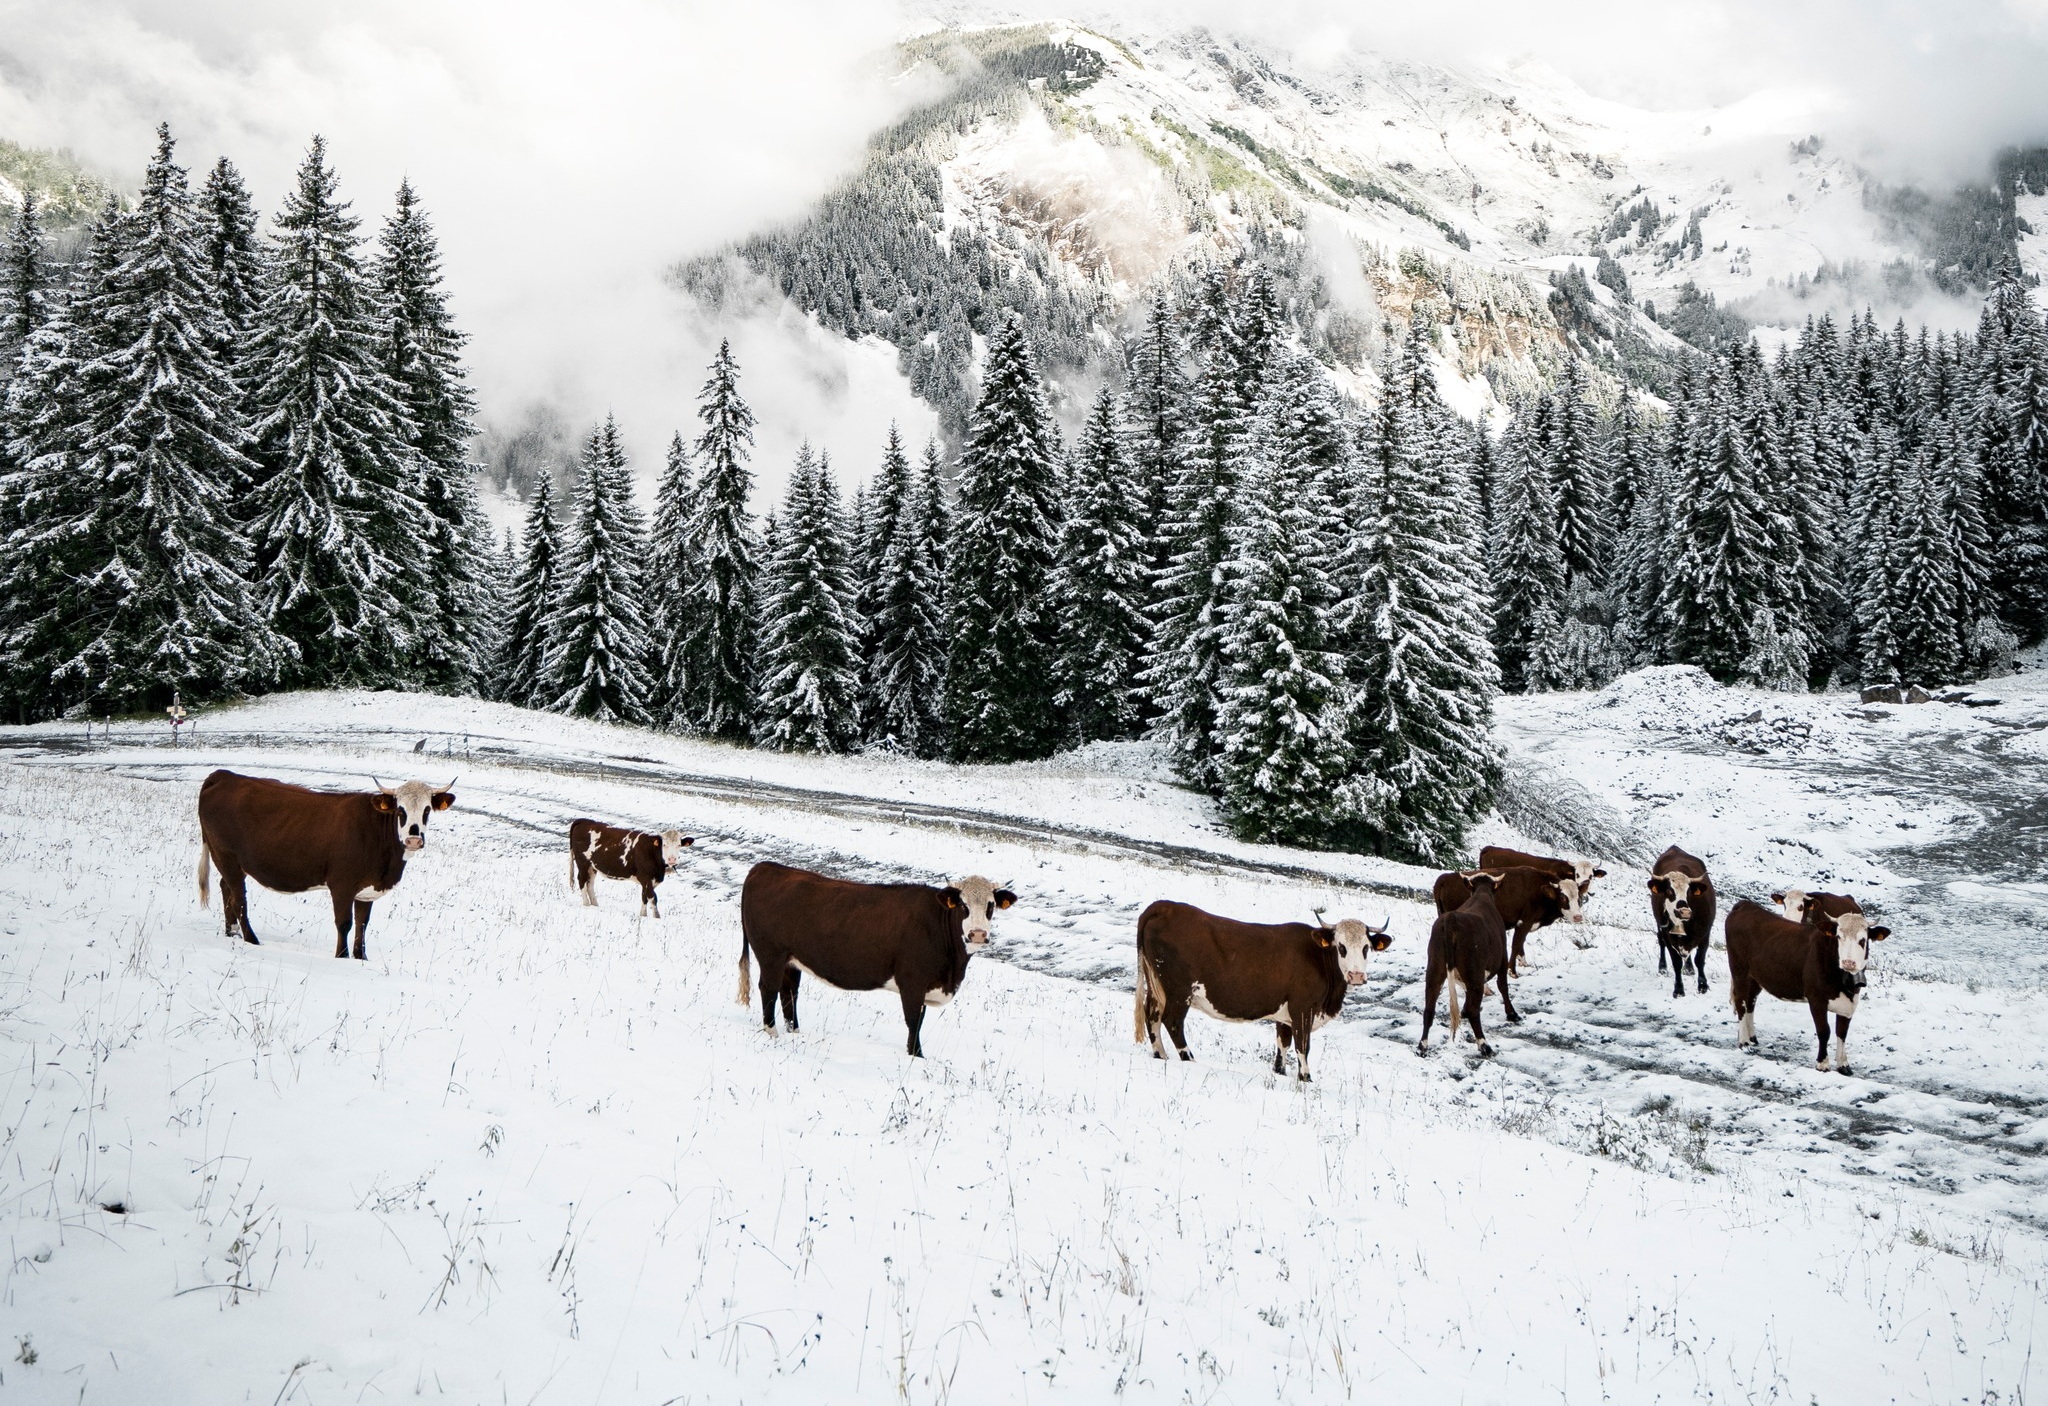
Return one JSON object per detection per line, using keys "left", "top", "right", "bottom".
{"left": 646, "top": 878, "right": 661, "bottom": 919}
{"left": 1833, "top": 1014, "right": 1853, "bottom": 1075}
{"left": 1272, "top": 1023, "right": 1291, "bottom": 1075}
{"left": 1140, "top": 967, "right": 1168, "bottom": 1061}
{"left": 899, "top": 988, "right": 927, "bottom": 1058}
{"left": 1693, "top": 939, "right": 1710, "bottom": 995}
{"left": 779, "top": 968, "right": 801, "bottom": 1033}
{"left": 1292, "top": 1022, "right": 1313, "bottom": 1084}
{"left": 1498, "top": 966, "right": 1523, "bottom": 1025}
{"left": 1731, "top": 979, "right": 1759, "bottom": 1047}
{"left": 1162, "top": 995, "right": 1193, "bottom": 1062}
{"left": 352, "top": 900, "right": 372, "bottom": 962}
{"left": 1463, "top": 960, "right": 1493, "bottom": 1057}
{"left": 1668, "top": 937, "right": 1686, "bottom": 998}
{"left": 219, "top": 860, "right": 258, "bottom": 945}
{"left": 1418, "top": 959, "right": 1445, "bottom": 1054}
{"left": 1657, "top": 937, "right": 1668, "bottom": 973}
{"left": 757, "top": 956, "right": 783, "bottom": 1034}
{"left": 1808, "top": 998, "right": 1831, "bottom": 1071}
{"left": 1508, "top": 923, "right": 1529, "bottom": 976}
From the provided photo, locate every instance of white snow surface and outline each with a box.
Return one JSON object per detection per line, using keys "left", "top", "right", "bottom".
{"left": 2, "top": 680, "right": 2044, "bottom": 1402}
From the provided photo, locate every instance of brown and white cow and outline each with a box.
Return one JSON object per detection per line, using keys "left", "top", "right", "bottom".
{"left": 1133, "top": 900, "right": 1390, "bottom": 1082}
{"left": 1478, "top": 845, "right": 1606, "bottom": 908}
{"left": 1726, "top": 898, "right": 1890, "bottom": 1074}
{"left": 1647, "top": 844, "right": 1717, "bottom": 997}
{"left": 1771, "top": 888, "right": 1865, "bottom": 927}
{"left": 568, "top": 819, "right": 693, "bottom": 916}
{"left": 1433, "top": 866, "right": 1578, "bottom": 975}
{"left": 197, "top": 770, "right": 455, "bottom": 960}
{"left": 736, "top": 861, "right": 1016, "bottom": 1057}
{"left": 1419, "top": 873, "right": 1521, "bottom": 1057}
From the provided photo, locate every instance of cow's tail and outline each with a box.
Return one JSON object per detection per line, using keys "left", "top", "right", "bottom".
{"left": 1132, "top": 930, "right": 1158, "bottom": 1045}
{"left": 196, "top": 843, "right": 211, "bottom": 910}
{"left": 735, "top": 929, "right": 752, "bottom": 1006}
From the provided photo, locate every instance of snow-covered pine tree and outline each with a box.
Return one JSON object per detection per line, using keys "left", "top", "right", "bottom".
{"left": 46, "top": 124, "right": 282, "bottom": 715}
{"left": 1974, "top": 265, "right": 2048, "bottom": 644}
{"left": 678, "top": 339, "right": 759, "bottom": 739}
{"left": 1547, "top": 359, "right": 1619, "bottom": 686}
{"left": 1606, "top": 388, "right": 1661, "bottom": 666}
{"left": 543, "top": 414, "right": 654, "bottom": 722}
{"left": 1124, "top": 288, "right": 1186, "bottom": 607}
{"left": 856, "top": 423, "right": 913, "bottom": 735}
{"left": 1052, "top": 385, "right": 1149, "bottom": 743}
{"left": 375, "top": 178, "right": 487, "bottom": 694}
{"left": 867, "top": 440, "right": 950, "bottom": 756}
{"left": 1146, "top": 311, "right": 1255, "bottom": 781}
{"left": 1334, "top": 322, "right": 1501, "bottom": 861}
{"left": 1938, "top": 414, "right": 2015, "bottom": 677}
{"left": 755, "top": 445, "right": 860, "bottom": 753}
{"left": 198, "top": 158, "right": 265, "bottom": 395}
{"left": 0, "top": 198, "right": 128, "bottom": 718}
{"left": 0, "top": 189, "right": 50, "bottom": 374}
{"left": 244, "top": 136, "right": 431, "bottom": 688}
{"left": 1851, "top": 420, "right": 1910, "bottom": 684}
{"left": 490, "top": 471, "right": 563, "bottom": 707}
{"left": 1489, "top": 401, "right": 1569, "bottom": 693}
{"left": 1889, "top": 443, "right": 1964, "bottom": 684}
{"left": 648, "top": 430, "right": 695, "bottom": 725}
{"left": 1661, "top": 356, "right": 1807, "bottom": 686}
{"left": 943, "top": 314, "right": 1064, "bottom": 762}
{"left": 1212, "top": 407, "right": 1350, "bottom": 846}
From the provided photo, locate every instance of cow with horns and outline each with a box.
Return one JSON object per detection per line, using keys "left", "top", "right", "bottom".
{"left": 197, "top": 770, "right": 456, "bottom": 960}
{"left": 1433, "top": 865, "right": 1582, "bottom": 975}
{"left": 1725, "top": 897, "right": 1891, "bottom": 1074}
{"left": 1646, "top": 845, "right": 1716, "bottom": 997}
{"left": 1134, "top": 901, "right": 1391, "bottom": 1082}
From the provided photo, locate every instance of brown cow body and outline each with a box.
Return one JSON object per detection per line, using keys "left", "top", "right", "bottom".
{"left": 736, "top": 862, "right": 1014, "bottom": 1057}
{"left": 1479, "top": 846, "right": 1605, "bottom": 903}
{"left": 1647, "top": 844, "right": 1717, "bottom": 997}
{"left": 568, "top": 819, "right": 693, "bottom": 916}
{"left": 1133, "top": 901, "right": 1387, "bottom": 1082}
{"left": 1726, "top": 898, "right": 1889, "bottom": 1073}
{"left": 1433, "top": 866, "right": 1575, "bottom": 975}
{"left": 1419, "top": 874, "right": 1521, "bottom": 1056}
{"left": 196, "top": 770, "right": 455, "bottom": 960}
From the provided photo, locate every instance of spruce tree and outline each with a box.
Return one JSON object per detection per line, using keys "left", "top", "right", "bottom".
{"left": 48, "top": 124, "right": 281, "bottom": 714}
{"left": 544, "top": 415, "right": 653, "bottom": 722}
{"left": 1213, "top": 421, "right": 1350, "bottom": 846}
{"left": 678, "top": 339, "right": 759, "bottom": 738}
{"left": 376, "top": 178, "right": 486, "bottom": 693}
{"left": 943, "top": 314, "right": 1064, "bottom": 762}
{"left": 869, "top": 440, "right": 949, "bottom": 756}
{"left": 493, "top": 470, "right": 563, "bottom": 707}
{"left": 1052, "top": 386, "right": 1149, "bottom": 743}
{"left": 1124, "top": 288, "right": 1186, "bottom": 602}
{"left": 1974, "top": 266, "right": 2048, "bottom": 643}
{"left": 244, "top": 136, "right": 431, "bottom": 688}
{"left": 648, "top": 430, "right": 695, "bottom": 724}
{"left": 1335, "top": 323, "right": 1501, "bottom": 861}
{"left": 1852, "top": 420, "right": 1910, "bottom": 683}
{"left": 197, "top": 158, "right": 265, "bottom": 390}
{"left": 857, "top": 423, "right": 913, "bottom": 733}
{"left": 755, "top": 445, "right": 860, "bottom": 752}
{"left": 1489, "top": 404, "right": 1568, "bottom": 692}
{"left": 0, "top": 189, "right": 50, "bottom": 374}
{"left": 1548, "top": 360, "right": 1619, "bottom": 686}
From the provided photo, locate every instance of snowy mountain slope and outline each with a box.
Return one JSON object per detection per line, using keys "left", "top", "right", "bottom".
{"left": 2, "top": 696, "right": 2045, "bottom": 1401}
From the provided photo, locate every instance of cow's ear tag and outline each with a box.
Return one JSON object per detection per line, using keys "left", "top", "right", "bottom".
{"left": 1314, "top": 928, "right": 1335, "bottom": 946}
{"left": 1646, "top": 877, "right": 1659, "bottom": 891}
{"left": 681, "top": 836, "right": 695, "bottom": 847}
{"left": 432, "top": 792, "right": 455, "bottom": 812}
{"left": 1869, "top": 926, "right": 1891, "bottom": 941}
{"left": 372, "top": 793, "right": 396, "bottom": 813}
{"left": 994, "top": 889, "right": 1017, "bottom": 910}
{"left": 941, "top": 887, "right": 962, "bottom": 910}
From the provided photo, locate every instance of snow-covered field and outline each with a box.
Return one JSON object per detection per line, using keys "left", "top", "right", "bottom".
{"left": 2, "top": 678, "right": 2043, "bottom": 1402}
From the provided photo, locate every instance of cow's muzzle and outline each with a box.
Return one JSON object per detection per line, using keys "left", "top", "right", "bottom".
{"left": 1674, "top": 905, "right": 1692, "bottom": 921}
{"left": 1345, "top": 972, "right": 1366, "bottom": 986}
{"left": 966, "top": 930, "right": 990, "bottom": 948}
{"left": 404, "top": 836, "right": 425, "bottom": 852}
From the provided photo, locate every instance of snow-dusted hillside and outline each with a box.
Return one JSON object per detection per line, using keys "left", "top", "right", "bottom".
{"left": 2, "top": 678, "right": 2044, "bottom": 1400}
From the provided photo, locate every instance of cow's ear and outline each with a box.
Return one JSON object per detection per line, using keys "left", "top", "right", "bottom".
{"left": 431, "top": 791, "right": 455, "bottom": 812}
{"left": 1369, "top": 932, "right": 1393, "bottom": 951}
{"left": 994, "top": 889, "right": 1017, "bottom": 909}
{"left": 372, "top": 792, "right": 396, "bottom": 813}
{"left": 1770, "top": 890, "right": 1786, "bottom": 905}
{"left": 941, "top": 886, "right": 963, "bottom": 910}
{"left": 681, "top": 836, "right": 695, "bottom": 847}
{"left": 1592, "top": 868, "right": 1607, "bottom": 879}
{"left": 1313, "top": 927, "right": 1335, "bottom": 946}
{"left": 1646, "top": 877, "right": 1659, "bottom": 891}
{"left": 1868, "top": 926, "right": 1890, "bottom": 941}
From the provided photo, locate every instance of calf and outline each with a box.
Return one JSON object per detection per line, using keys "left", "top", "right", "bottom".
{"left": 197, "top": 770, "right": 455, "bottom": 960}
{"left": 1478, "top": 845, "right": 1606, "bottom": 906}
{"left": 1433, "top": 866, "right": 1576, "bottom": 975}
{"left": 1647, "top": 844, "right": 1717, "bottom": 997}
{"left": 1133, "top": 901, "right": 1390, "bottom": 1082}
{"left": 1419, "top": 874, "right": 1521, "bottom": 1056}
{"left": 1726, "top": 899, "right": 1890, "bottom": 1074}
{"left": 568, "top": 819, "right": 693, "bottom": 916}
{"left": 737, "top": 862, "right": 1016, "bottom": 1057}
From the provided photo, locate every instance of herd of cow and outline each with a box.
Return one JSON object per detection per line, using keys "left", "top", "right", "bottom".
{"left": 192, "top": 770, "right": 1894, "bottom": 1081}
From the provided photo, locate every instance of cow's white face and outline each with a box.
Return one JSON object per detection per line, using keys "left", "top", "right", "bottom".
{"left": 1572, "top": 859, "right": 1605, "bottom": 905}
{"left": 1775, "top": 888, "right": 1810, "bottom": 922}
{"left": 1554, "top": 877, "right": 1585, "bottom": 924}
{"left": 1834, "top": 911, "right": 1874, "bottom": 976}
{"left": 375, "top": 779, "right": 455, "bottom": 854}
{"left": 1326, "top": 918, "right": 1391, "bottom": 985}
{"left": 1649, "top": 872, "right": 1698, "bottom": 933}
{"left": 659, "top": 829, "right": 693, "bottom": 869}
{"left": 948, "top": 875, "right": 1016, "bottom": 947}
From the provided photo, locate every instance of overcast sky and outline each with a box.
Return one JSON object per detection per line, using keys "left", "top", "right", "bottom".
{"left": 2, "top": 0, "right": 2044, "bottom": 502}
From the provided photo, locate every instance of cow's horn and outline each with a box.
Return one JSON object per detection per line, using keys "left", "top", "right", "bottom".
{"left": 1311, "top": 905, "right": 1328, "bottom": 925}
{"left": 1371, "top": 912, "right": 1390, "bottom": 931}
{"left": 369, "top": 775, "right": 387, "bottom": 791}
{"left": 445, "top": 776, "right": 459, "bottom": 790}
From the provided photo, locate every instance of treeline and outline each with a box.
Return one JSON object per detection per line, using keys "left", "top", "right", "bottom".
{"left": 1489, "top": 266, "right": 2048, "bottom": 693}
{"left": 496, "top": 264, "right": 1500, "bottom": 862}
{"left": 0, "top": 125, "right": 491, "bottom": 717}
